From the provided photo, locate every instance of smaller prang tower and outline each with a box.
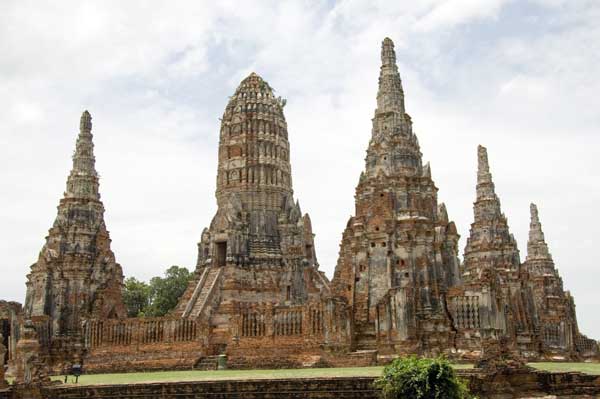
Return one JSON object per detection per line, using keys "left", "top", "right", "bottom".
{"left": 523, "top": 203, "right": 578, "bottom": 357}
{"left": 24, "top": 111, "right": 126, "bottom": 340}
{"left": 454, "top": 146, "right": 537, "bottom": 357}
{"left": 331, "top": 38, "right": 461, "bottom": 356}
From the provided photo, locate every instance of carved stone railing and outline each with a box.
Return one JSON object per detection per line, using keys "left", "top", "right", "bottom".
{"left": 236, "top": 302, "right": 325, "bottom": 340}
{"left": 82, "top": 318, "right": 202, "bottom": 350}
{"left": 451, "top": 296, "right": 481, "bottom": 329}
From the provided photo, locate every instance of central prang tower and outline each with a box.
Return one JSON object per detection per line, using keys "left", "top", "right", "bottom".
{"left": 211, "top": 72, "right": 298, "bottom": 267}
{"left": 175, "top": 73, "right": 329, "bottom": 353}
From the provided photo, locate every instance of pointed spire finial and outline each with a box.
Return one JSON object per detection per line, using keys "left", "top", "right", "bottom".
{"left": 474, "top": 145, "right": 502, "bottom": 216}
{"left": 527, "top": 202, "right": 552, "bottom": 261}
{"left": 381, "top": 37, "right": 396, "bottom": 67}
{"left": 423, "top": 161, "right": 431, "bottom": 178}
{"left": 65, "top": 111, "right": 99, "bottom": 200}
{"left": 438, "top": 203, "right": 449, "bottom": 223}
{"left": 375, "top": 37, "right": 405, "bottom": 116}
{"left": 530, "top": 203, "right": 540, "bottom": 224}
{"left": 477, "top": 145, "right": 491, "bottom": 184}
{"left": 80, "top": 110, "right": 92, "bottom": 132}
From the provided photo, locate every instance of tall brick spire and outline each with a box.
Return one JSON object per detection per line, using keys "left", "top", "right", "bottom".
{"left": 526, "top": 203, "right": 552, "bottom": 261}
{"left": 65, "top": 110, "right": 100, "bottom": 200}
{"left": 460, "top": 145, "right": 536, "bottom": 351}
{"left": 24, "top": 111, "right": 125, "bottom": 341}
{"left": 523, "top": 203, "right": 581, "bottom": 353}
{"left": 332, "top": 37, "right": 461, "bottom": 354}
{"left": 524, "top": 203, "right": 557, "bottom": 279}
{"left": 464, "top": 145, "right": 520, "bottom": 274}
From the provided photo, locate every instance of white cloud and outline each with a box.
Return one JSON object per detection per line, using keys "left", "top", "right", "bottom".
{"left": 499, "top": 75, "right": 549, "bottom": 99}
{"left": 415, "top": 0, "right": 511, "bottom": 32}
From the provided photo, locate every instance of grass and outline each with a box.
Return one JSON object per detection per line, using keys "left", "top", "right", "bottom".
{"left": 529, "top": 362, "right": 600, "bottom": 375}
{"left": 7, "top": 362, "right": 600, "bottom": 386}
{"left": 54, "top": 367, "right": 386, "bottom": 386}
{"left": 54, "top": 364, "right": 476, "bottom": 386}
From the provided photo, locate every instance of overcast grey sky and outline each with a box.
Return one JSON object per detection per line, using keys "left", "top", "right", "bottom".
{"left": 1, "top": 0, "right": 599, "bottom": 338}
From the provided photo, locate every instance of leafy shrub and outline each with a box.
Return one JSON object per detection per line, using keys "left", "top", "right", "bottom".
{"left": 374, "top": 356, "right": 472, "bottom": 399}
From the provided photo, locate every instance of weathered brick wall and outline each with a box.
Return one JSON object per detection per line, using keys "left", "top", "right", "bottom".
{"left": 465, "top": 369, "right": 600, "bottom": 398}
{"left": 6, "top": 371, "right": 596, "bottom": 399}
{"left": 83, "top": 342, "right": 205, "bottom": 373}
{"left": 79, "top": 317, "right": 206, "bottom": 373}
{"left": 44, "top": 377, "right": 379, "bottom": 399}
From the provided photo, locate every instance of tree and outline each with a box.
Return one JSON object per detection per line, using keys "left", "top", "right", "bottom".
{"left": 374, "top": 356, "right": 472, "bottom": 399}
{"left": 145, "top": 266, "right": 192, "bottom": 317}
{"left": 122, "top": 277, "right": 150, "bottom": 317}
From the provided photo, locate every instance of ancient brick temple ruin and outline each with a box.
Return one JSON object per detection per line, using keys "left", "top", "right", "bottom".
{"left": 448, "top": 145, "right": 537, "bottom": 357}
{"left": 172, "top": 72, "right": 338, "bottom": 367}
{"left": 331, "top": 37, "right": 461, "bottom": 356}
{"left": 19, "top": 111, "right": 126, "bottom": 370}
{"left": 3, "top": 38, "right": 598, "bottom": 376}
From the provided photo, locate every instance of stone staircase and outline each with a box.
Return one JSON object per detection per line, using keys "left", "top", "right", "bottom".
{"left": 355, "top": 322, "right": 377, "bottom": 350}
{"left": 181, "top": 267, "right": 222, "bottom": 319}
{"left": 194, "top": 355, "right": 220, "bottom": 370}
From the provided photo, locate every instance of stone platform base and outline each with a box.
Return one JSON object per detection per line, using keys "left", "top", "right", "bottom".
{"left": 4, "top": 369, "right": 600, "bottom": 398}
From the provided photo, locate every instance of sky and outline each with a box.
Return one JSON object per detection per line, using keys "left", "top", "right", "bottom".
{"left": 1, "top": 0, "right": 599, "bottom": 337}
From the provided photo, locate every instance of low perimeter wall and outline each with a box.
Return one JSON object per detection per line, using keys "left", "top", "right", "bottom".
{"left": 4, "top": 370, "right": 600, "bottom": 399}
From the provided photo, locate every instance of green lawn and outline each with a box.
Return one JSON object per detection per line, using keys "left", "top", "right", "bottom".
{"left": 55, "top": 364, "right": 476, "bottom": 386}
{"left": 7, "top": 362, "right": 599, "bottom": 386}
{"left": 529, "top": 362, "right": 600, "bottom": 375}
{"left": 55, "top": 367, "right": 386, "bottom": 386}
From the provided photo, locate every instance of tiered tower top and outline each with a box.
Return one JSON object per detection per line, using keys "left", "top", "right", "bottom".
{"left": 216, "top": 72, "right": 293, "bottom": 212}
{"left": 474, "top": 145, "right": 503, "bottom": 223}
{"left": 65, "top": 110, "right": 100, "bottom": 200}
{"left": 526, "top": 203, "right": 553, "bottom": 262}
{"left": 464, "top": 145, "right": 521, "bottom": 273}
{"left": 376, "top": 37, "right": 406, "bottom": 115}
{"left": 365, "top": 38, "right": 422, "bottom": 179}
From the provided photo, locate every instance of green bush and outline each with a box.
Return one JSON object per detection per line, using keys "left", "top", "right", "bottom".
{"left": 374, "top": 356, "right": 472, "bottom": 399}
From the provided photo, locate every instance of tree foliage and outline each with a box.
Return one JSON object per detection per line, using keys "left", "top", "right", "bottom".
{"left": 123, "top": 277, "right": 150, "bottom": 318}
{"left": 145, "top": 266, "right": 192, "bottom": 317}
{"left": 122, "top": 266, "right": 192, "bottom": 318}
{"left": 374, "top": 356, "right": 472, "bottom": 399}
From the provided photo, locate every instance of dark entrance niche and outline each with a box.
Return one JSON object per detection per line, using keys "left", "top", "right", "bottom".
{"left": 216, "top": 241, "right": 227, "bottom": 267}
